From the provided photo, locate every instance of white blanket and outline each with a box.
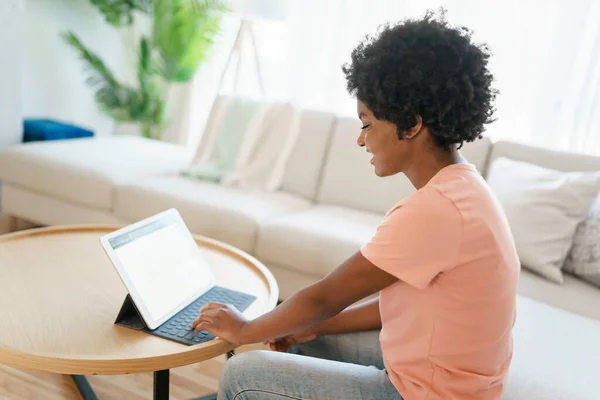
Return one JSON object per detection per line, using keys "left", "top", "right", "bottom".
{"left": 185, "top": 96, "right": 302, "bottom": 192}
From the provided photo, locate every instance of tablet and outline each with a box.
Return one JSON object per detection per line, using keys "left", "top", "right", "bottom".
{"left": 100, "top": 209, "right": 216, "bottom": 330}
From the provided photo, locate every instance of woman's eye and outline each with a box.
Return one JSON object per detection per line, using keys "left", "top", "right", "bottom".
{"left": 361, "top": 124, "right": 371, "bottom": 130}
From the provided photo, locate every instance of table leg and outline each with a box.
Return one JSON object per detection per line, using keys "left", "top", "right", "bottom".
{"left": 154, "top": 369, "right": 170, "bottom": 400}
{"left": 71, "top": 372, "right": 171, "bottom": 400}
{"left": 71, "top": 375, "right": 99, "bottom": 400}
{"left": 69, "top": 351, "right": 233, "bottom": 400}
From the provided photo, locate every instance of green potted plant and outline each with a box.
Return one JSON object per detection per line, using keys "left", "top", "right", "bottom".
{"left": 62, "top": 0, "right": 228, "bottom": 140}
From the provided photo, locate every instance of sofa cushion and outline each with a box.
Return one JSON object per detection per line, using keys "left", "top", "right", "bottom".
{"left": 114, "top": 177, "right": 310, "bottom": 253}
{"left": 255, "top": 205, "right": 383, "bottom": 276}
{"left": 1, "top": 183, "right": 123, "bottom": 226}
{"left": 487, "top": 157, "right": 600, "bottom": 283}
{"left": 315, "top": 117, "right": 493, "bottom": 214}
{"left": 486, "top": 140, "right": 600, "bottom": 176}
{"left": 280, "top": 110, "right": 336, "bottom": 201}
{"left": 505, "top": 296, "right": 600, "bottom": 400}
{"left": 518, "top": 268, "right": 600, "bottom": 321}
{"left": 0, "top": 136, "right": 192, "bottom": 211}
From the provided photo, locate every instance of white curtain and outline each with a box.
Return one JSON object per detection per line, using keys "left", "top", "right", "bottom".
{"left": 207, "top": 0, "right": 600, "bottom": 155}
{"left": 0, "top": 0, "right": 23, "bottom": 148}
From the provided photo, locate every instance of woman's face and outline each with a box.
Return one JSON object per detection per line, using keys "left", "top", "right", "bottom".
{"left": 356, "top": 101, "right": 411, "bottom": 177}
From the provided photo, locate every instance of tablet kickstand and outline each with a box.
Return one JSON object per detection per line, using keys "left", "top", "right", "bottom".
{"left": 114, "top": 294, "right": 148, "bottom": 331}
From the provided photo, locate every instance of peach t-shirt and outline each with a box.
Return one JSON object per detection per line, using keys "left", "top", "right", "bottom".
{"left": 361, "top": 163, "right": 519, "bottom": 400}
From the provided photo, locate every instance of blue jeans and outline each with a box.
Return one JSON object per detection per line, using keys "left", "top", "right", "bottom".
{"left": 218, "top": 330, "right": 402, "bottom": 400}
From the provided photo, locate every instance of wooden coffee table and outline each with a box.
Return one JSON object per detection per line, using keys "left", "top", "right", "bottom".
{"left": 0, "top": 225, "right": 278, "bottom": 399}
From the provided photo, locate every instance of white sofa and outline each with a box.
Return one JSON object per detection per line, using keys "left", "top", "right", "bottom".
{"left": 1, "top": 99, "right": 600, "bottom": 399}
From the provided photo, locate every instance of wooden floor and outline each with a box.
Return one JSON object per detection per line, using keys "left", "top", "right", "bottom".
{"left": 0, "top": 344, "right": 266, "bottom": 400}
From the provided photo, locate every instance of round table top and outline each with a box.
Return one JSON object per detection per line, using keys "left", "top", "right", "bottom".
{"left": 0, "top": 225, "right": 278, "bottom": 375}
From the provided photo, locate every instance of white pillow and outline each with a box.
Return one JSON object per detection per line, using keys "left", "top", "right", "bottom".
{"left": 563, "top": 194, "right": 600, "bottom": 288}
{"left": 486, "top": 157, "right": 600, "bottom": 283}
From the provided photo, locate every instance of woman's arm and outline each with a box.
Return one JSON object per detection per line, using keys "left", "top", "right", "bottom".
{"left": 313, "top": 295, "right": 381, "bottom": 336}
{"left": 266, "top": 296, "right": 381, "bottom": 353}
{"left": 192, "top": 251, "right": 395, "bottom": 345}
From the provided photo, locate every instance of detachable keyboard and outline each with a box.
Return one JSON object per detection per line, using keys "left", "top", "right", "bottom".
{"left": 148, "top": 286, "right": 256, "bottom": 346}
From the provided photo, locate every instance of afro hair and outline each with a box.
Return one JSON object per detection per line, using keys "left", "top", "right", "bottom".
{"left": 342, "top": 9, "right": 497, "bottom": 150}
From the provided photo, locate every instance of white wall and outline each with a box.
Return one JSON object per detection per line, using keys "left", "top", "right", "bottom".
{"left": 0, "top": 0, "right": 24, "bottom": 221}
{"left": 22, "top": 0, "right": 132, "bottom": 136}
{"left": 0, "top": 0, "right": 23, "bottom": 148}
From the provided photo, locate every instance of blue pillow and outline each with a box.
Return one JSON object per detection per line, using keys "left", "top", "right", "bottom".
{"left": 23, "top": 119, "right": 94, "bottom": 142}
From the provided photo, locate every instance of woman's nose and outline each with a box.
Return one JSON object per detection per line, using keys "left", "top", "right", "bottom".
{"left": 357, "top": 131, "right": 366, "bottom": 147}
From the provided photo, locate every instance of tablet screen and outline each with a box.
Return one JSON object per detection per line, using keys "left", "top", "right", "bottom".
{"left": 107, "top": 213, "right": 213, "bottom": 324}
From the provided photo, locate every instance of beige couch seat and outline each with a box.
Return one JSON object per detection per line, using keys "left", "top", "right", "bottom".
{"left": 115, "top": 177, "right": 311, "bottom": 253}
{"left": 256, "top": 205, "right": 382, "bottom": 277}
{"left": 505, "top": 296, "right": 600, "bottom": 400}
{"left": 0, "top": 136, "right": 192, "bottom": 212}
{"left": 519, "top": 270, "right": 600, "bottom": 321}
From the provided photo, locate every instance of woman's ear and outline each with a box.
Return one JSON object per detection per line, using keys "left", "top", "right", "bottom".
{"left": 402, "top": 115, "right": 423, "bottom": 140}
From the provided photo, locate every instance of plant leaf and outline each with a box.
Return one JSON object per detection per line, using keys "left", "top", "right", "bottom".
{"left": 61, "top": 31, "right": 121, "bottom": 88}
{"left": 89, "top": 0, "right": 146, "bottom": 27}
{"left": 152, "top": 0, "right": 228, "bottom": 82}
{"left": 137, "top": 36, "right": 168, "bottom": 130}
{"left": 61, "top": 31, "right": 145, "bottom": 122}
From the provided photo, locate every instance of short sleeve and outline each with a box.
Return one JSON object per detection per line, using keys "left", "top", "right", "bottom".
{"left": 361, "top": 187, "right": 463, "bottom": 289}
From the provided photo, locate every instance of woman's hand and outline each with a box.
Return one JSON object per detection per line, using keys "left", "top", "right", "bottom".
{"left": 266, "top": 325, "right": 319, "bottom": 352}
{"left": 191, "top": 302, "right": 248, "bottom": 346}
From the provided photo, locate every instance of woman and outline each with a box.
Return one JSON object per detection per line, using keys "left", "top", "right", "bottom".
{"left": 192, "top": 10, "right": 519, "bottom": 400}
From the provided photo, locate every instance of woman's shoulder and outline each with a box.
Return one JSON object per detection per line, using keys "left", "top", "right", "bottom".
{"left": 385, "top": 185, "right": 462, "bottom": 225}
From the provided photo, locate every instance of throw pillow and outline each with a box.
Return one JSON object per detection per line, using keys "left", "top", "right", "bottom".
{"left": 184, "top": 96, "right": 302, "bottom": 192}
{"left": 183, "top": 97, "right": 263, "bottom": 183}
{"left": 486, "top": 157, "right": 600, "bottom": 283}
{"left": 563, "top": 195, "right": 600, "bottom": 288}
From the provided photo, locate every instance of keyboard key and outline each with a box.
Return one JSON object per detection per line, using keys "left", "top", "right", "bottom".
{"left": 185, "top": 331, "right": 196, "bottom": 340}
{"left": 177, "top": 330, "right": 187, "bottom": 338}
